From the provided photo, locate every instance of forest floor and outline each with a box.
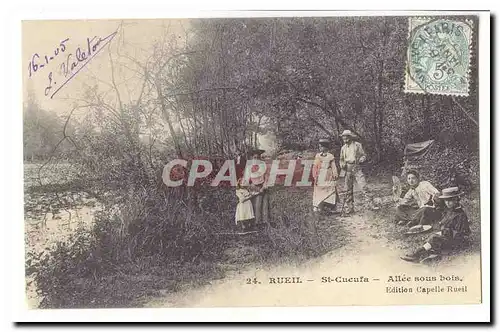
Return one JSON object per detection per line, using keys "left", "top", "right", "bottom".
{"left": 24, "top": 164, "right": 482, "bottom": 308}
{"left": 142, "top": 179, "right": 482, "bottom": 307}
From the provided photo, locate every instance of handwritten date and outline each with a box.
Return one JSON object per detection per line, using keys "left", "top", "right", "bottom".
{"left": 28, "top": 30, "right": 117, "bottom": 99}
{"left": 28, "top": 38, "right": 69, "bottom": 78}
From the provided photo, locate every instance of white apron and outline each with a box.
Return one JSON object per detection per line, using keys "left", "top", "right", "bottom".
{"left": 312, "top": 152, "right": 338, "bottom": 208}
{"left": 235, "top": 188, "right": 255, "bottom": 223}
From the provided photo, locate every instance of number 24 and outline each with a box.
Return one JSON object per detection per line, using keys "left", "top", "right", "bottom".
{"left": 246, "top": 277, "right": 259, "bottom": 284}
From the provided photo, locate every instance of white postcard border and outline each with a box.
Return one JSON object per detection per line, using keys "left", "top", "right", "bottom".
{"left": 4, "top": 3, "right": 491, "bottom": 324}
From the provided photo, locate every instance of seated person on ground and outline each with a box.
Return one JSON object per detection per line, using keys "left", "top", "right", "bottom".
{"left": 394, "top": 170, "right": 442, "bottom": 227}
{"left": 400, "top": 187, "right": 471, "bottom": 263}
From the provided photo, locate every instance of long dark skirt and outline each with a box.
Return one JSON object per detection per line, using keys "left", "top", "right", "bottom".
{"left": 395, "top": 205, "right": 442, "bottom": 226}
{"left": 251, "top": 190, "right": 271, "bottom": 226}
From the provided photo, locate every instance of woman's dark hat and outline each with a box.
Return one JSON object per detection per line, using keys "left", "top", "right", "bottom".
{"left": 318, "top": 138, "right": 331, "bottom": 145}
{"left": 248, "top": 148, "right": 265, "bottom": 156}
{"left": 439, "top": 187, "right": 464, "bottom": 200}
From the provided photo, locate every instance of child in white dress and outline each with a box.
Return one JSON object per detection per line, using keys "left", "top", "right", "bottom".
{"left": 235, "top": 178, "right": 255, "bottom": 232}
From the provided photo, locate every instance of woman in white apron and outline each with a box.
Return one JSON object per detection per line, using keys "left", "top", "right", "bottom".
{"left": 312, "top": 138, "right": 339, "bottom": 213}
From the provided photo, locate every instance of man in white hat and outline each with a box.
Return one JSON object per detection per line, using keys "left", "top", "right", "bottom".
{"left": 400, "top": 187, "right": 471, "bottom": 263}
{"left": 339, "top": 130, "right": 376, "bottom": 214}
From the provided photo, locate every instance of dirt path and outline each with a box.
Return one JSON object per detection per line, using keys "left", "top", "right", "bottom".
{"left": 144, "top": 190, "right": 481, "bottom": 307}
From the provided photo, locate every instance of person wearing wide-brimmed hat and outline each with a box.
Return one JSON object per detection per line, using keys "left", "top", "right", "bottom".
{"left": 312, "top": 138, "right": 339, "bottom": 213}
{"left": 400, "top": 187, "right": 471, "bottom": 263}
{"left": 339, "top": 130, "right": 376, "bottom": 214}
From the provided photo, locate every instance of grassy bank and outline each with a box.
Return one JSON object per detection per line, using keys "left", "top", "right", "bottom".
{"left": 25, "top": 180, "right": 348, "bottom": 308}
{"left": 25, "top": 165, "right": 480, "bottom": 308}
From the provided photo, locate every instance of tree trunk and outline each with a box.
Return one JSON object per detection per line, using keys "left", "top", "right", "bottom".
{"left": 155, "top": 79, "right": 183, "bottom": 158}
{"left": 422, "top": 95, "right": 431, "bottom": 138}
{"left": 376, "top": 59, "right": 385, "bottom": 163}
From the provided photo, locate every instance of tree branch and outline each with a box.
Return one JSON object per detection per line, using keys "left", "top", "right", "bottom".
{"left": 295, "top": 97, "right": 363, "bottom": 139}
{"left": 451, "top": 97, "right": 479, "bottom": 127}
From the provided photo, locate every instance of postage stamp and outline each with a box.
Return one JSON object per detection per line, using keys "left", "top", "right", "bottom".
{"left": 405, "top": 17, "right": 474, "bottom": 96}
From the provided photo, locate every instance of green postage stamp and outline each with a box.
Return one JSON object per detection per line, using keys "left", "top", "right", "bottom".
{"left": 405, "top": 17, "right": 473, "bottom": 96}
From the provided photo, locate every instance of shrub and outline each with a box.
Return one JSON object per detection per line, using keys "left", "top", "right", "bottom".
{"left": 26, "top": 180, "right": 345, "bottom": 307}
{"left": 26, "top": 226, "right": 101, "bottom": 308}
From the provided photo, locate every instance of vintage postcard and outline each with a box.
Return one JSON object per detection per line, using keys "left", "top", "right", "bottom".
{"left": 19, "top": 10, "right": 490, "bottom": 321}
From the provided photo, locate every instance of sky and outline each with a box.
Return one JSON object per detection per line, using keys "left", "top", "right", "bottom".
{"left": 22, "top": 19, "right": 278, "bottom": 151}
{"left": 22, "top": 19, "right": 191, "bottom": 118}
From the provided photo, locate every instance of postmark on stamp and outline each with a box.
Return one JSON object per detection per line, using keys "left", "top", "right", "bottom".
{"left": 405, "top": 17, "right": 473, "bottom": 96}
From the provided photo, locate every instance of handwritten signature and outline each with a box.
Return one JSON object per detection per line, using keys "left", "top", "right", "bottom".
{"left": 28, "top": 30, "right": 118, "bottom": 99}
